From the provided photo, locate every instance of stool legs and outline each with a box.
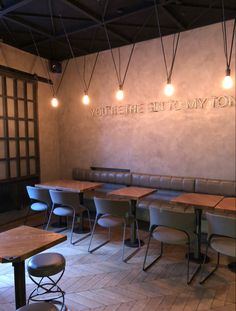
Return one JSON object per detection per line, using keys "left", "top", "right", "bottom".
{"left": 28, "top": 270, "right": 65, "bottom": 310}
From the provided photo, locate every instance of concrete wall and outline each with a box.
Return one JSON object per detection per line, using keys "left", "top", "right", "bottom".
{"left": 58, "top": 21, "right": 235, "bottom": 181}
{"left": 1, "top": 20, "right": 234, "bottom": 183}
{"left": 0, "top": 43, "right": 60, "bottom": 181}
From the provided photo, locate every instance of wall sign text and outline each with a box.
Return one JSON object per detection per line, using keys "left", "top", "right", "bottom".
{"left": 89, "top": 95, "right": 235, "bottom": 117}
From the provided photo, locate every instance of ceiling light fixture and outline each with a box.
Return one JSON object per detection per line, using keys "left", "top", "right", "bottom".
{"left": 221, "top": 1, "right": 235, "bottom": 90}
{"left": 103, "top": 24, "right": 135, "bottom": 102}
{"left": 61, "top": 16, "right": 99, "bottom": 106}
{"left": 29, "top": 29, "right": 56, "bottom": 106}
{"left": 29, "top": 10, "right": 69, "bottom": 109}
{"left": 102, "top": 0, "right": 151, "bottom": 102}
{"left": 154, "top": 0, "right": 180, "bottom": 97}
{"left": 82, "top": 93, "right": 90, "bottom": 105}
{"left": 81, "top": 51, "right": 99, "bottom": 105}
{"left": 51, "top": 96, "right": 59, "bottom": 108}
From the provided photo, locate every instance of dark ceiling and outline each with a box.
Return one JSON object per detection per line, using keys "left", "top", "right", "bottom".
{"left": 0, "top": 0, "right": 235, "bottom": 61}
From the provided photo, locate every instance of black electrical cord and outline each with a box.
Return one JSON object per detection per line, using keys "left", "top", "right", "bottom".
{"left": 154, "top": 0, "right": 180, "bottom": 83}
{"left": 221, "top": 0, "right": 236, "bottom": 73}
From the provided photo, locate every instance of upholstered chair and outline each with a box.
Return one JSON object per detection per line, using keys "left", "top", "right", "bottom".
{"left": 88, "top": 197, "right": 141, "bottom": 262}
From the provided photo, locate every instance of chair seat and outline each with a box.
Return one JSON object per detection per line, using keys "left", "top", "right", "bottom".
{"left": 152, "top": 226, "right": 188, "bottom": 244}
{"left": 30, "top": 202, "right": 48, "bottom": 212}
{"left": 27, "top": 252, "right": 65, "bottom": 277}
{"left": 211, "top": 236, "right": 236, "bottom": 257}
{"left": 98, "top": 215, "right": 124, "bottom": 227}
{"left": 53, "top": 205, "right": 85, "bottom": 217}
{"left": 17, "top": 302, "right": 57, "bottom": 311}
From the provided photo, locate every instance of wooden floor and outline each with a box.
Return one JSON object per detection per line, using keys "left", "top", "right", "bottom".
{"left": 0, "top": 224, "right": 235, "bottom": 311}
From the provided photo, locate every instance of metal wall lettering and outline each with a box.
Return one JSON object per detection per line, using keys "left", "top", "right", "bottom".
{"left": 89, "top": 95, "right": 235, "bottom": 117}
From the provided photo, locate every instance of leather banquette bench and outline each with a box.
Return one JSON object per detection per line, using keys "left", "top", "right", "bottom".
{"left": 72, "top": 168, "right": 236, "bottom": 222}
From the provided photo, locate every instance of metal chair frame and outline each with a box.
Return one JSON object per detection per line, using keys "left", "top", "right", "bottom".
{"left": 199, "top": 212, "right": 236, "bottom": 284}
{"left": 28, "top": 269, "right": 65, "bottom": 311}
{"left": 46, "top": 190, "right": 92, "bottom": 245}
{"left": 25, "top": 186, "right": 51, "bottom": 228}
{"left": 88, "top": 198, "right": 141, "bottom": 262}
{"left": 143, "top": 209, "right": 200, "bottom": 284}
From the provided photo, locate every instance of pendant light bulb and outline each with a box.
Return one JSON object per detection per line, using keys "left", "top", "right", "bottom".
{"left": 82, "top": 93, "right": 90, "bottom": 105}
{"left": 116, "top": 86, "right": 124, "bottom": 101}
{"left": 51, "top": 96, "right": 59, "bottom": 108}
{"left": 222, "top": 68, "right": 233, "bottom": 89}
{"left": 164, "top": 81, "right": 174, "bottom": 97}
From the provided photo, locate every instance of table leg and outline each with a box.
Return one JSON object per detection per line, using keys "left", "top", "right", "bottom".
{"left": 51, "top": 216, "right": 67, "bottom": 228}
{"left": 188, "top": 208, "right": 209, "bottom": 263}
{"left": 73, "top": 192, "right": 90, "bottom": 234}
{"left": 228, "top": 262, "right": 236, "bottom": 273}
{"left": 124, "top": 199, "right": 144, "bottom": 248}
{"left": 12, "top": 261, "right": 26, "bottom": 309}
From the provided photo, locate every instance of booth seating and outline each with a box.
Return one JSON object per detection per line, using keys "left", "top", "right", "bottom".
{"left": 27, "top": 252, "right": 65, "bottom": 310}
{"left": 73, "top": 168, "right": 236, "bottom": 223}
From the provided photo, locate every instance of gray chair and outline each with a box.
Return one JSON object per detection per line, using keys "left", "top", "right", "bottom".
{"left": 88, "top": 197, "right": 141, "bottom": 262}
{"left": 26, "top": 186, "right": 52, "bottom": 228}
{"left": 200, "top": 212, "right": 236, "bottom": 284}
{"left": 143, "top": 207, "right": 200, "bottom": 284}
{"left": 17, "top": 302, "right": 57, "bottom": 311}
{"left": 27, "top": 252, "right": 65, "bottom": 310}
{"left": 47, "top": 190, "right": 92, "bottom": 244}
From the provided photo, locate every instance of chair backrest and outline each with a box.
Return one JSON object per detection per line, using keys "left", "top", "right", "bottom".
{"left": 206, "top": 212, "right": 236, "bottom": 239}
{"left": 49, "top": 190, "right": 80, "bottom": 209}
{"left": 26, "top": 186, "right": 51, "bottom": 206}
{"left": 94, "top": 197, "right": 130, "bottom": 218}
{"left": 149, "top": 207, "right": 195, "bottom": 235}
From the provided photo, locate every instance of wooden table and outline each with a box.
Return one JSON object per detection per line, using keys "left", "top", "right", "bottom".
{"left": 0, "top": 226, "right": 66, "bottom": 309}
{"left": 109, "top": 186, "right": 156, "bottom": 247}
{"left": 172, "top": 193, "right": 224, "bottom": 262}
{"left": 36, "top": 179, "right": 102, "bottom": 232}
{"left": 215, "top": 197, "right": 236, "bottom": 213}
{"left": 36, "top": 179, "right": 102, "bottom": 204}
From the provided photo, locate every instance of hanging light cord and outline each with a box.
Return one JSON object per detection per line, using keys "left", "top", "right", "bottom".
{"left": 29, "top": 28, "right": 55, "bottom": 96}
{"left": 29, "top": 28, "right": 69, "bottom": 98}
{"left": 82, "top": 29, "right": 100, "bottom": 93}
{"left": 221, "top": 0, "right": 236, "bottom": 72}
{"left": 103, "top": 23, "right": 123, "bottom": 86}
{"left": 83, "top": 52, "right": 100, "bottom": 93}
{"left": 154, "top": 0, "right": 180, "bottom": 83}
{"left": 60, "top": 15, "right": 84, "bottom": 87}
{"left": 55, "top": 59, "right": 70, "bottom": 95}
{"left": 103, "top": 6, "right": 152, "bottom": 88}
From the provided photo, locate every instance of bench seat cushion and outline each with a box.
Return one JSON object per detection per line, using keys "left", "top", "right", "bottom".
{"left": 195, "top": 178, "right": 236, "bottom": 197}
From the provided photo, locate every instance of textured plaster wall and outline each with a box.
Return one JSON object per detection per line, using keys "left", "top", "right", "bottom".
{"left": 0, "top": 43, "right": 60, "bottom": 181}
{"left": 58, "top": 21, "right": 235, "bottom": 181}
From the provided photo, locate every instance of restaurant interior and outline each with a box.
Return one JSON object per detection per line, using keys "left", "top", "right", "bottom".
{"left": 0, "top": 0, "right": 235, "bottom": 310}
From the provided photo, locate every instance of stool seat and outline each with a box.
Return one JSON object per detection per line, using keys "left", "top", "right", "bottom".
{"left": 17, "top": 302, "right": 57, "bottom": 311}
{"left": 27, "top": 252, "right": 65, "bottom": 277}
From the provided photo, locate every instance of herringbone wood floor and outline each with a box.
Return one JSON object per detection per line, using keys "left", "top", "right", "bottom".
{"left": 0, "top": 225, "right": 235, "bottom": 311}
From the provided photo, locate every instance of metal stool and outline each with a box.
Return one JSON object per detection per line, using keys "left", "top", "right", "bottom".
{"left": 17, "top": 302, "right": 58, "bottom": 310}
{"left": 27, "top": 253, "right": 65, "bottom": 310}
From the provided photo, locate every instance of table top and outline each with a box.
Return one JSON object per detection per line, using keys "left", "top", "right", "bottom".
{"left": 215, "top": 197, "right": 236, "bottom": 213}
{"left": 36, "top": 179, "right": 102, "bottom": 193}
{"left": 172, "top": 193, "right": 224, "bottom": 208}
{"left": 0, "top": 226, "right": 66, "bottom": 263}
{"left": 109, "top": 186, "right": 156, "bottom": 200}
